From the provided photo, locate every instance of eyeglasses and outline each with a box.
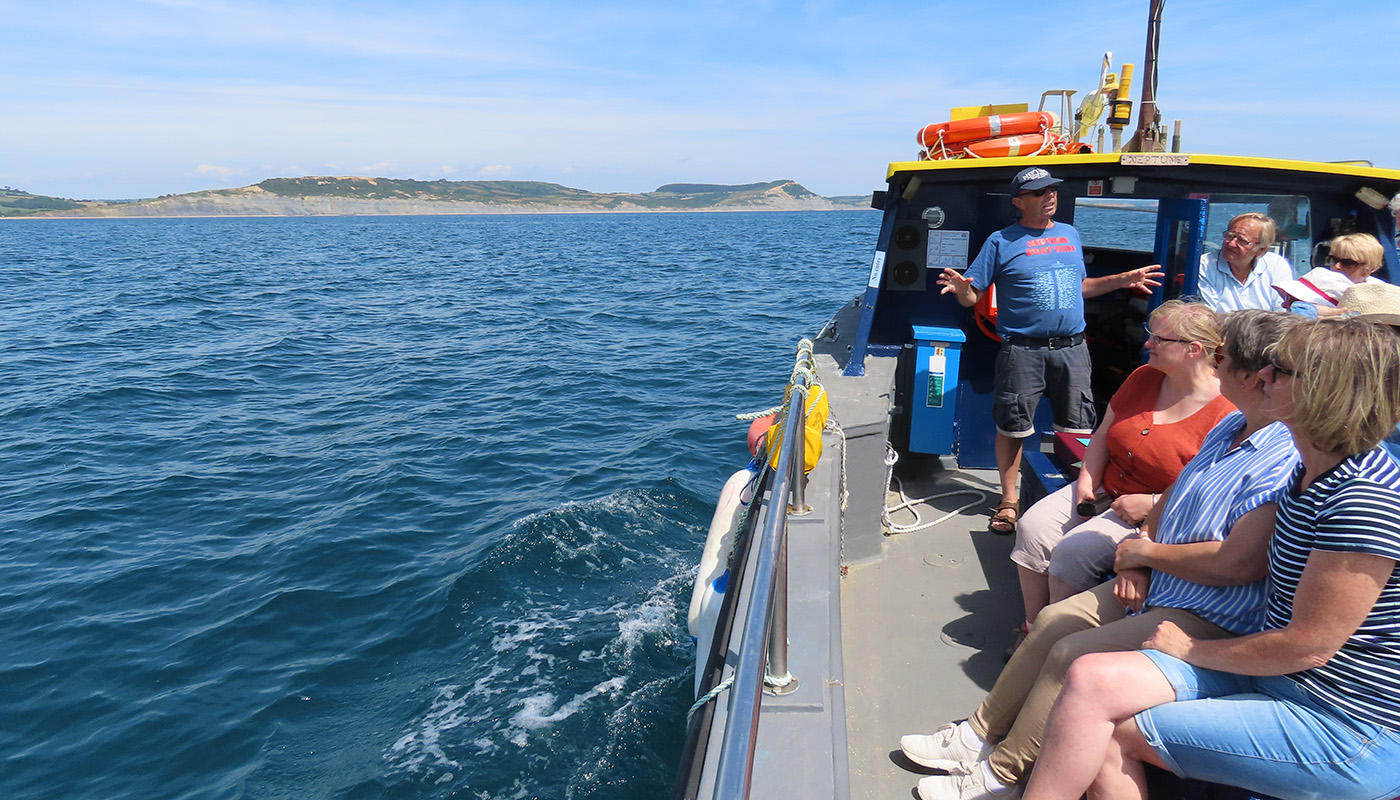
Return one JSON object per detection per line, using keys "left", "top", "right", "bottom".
{"left": 1143, "top": 323, "right": 1189, "bottom": 345}
{"left": 1222, "top": 231, "right": 1258, "bottom": 248}
{"left": 1267, "top": 358, "right": 1296, "bottom": 378}
{"left": 1019, "top": 187, "right": 1057, "bottom": 198}
{"left": 1325, "top": 256, "right": 1362, "bottom": 269}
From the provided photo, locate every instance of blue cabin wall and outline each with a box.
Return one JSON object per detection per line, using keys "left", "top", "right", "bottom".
{"left": 853, "top": 162, "right": 1400, "bottom": 471}
{"left": 865, "top": 175, "right": 1149, "bottom": 469}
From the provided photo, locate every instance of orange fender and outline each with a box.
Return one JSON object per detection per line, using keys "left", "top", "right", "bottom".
{"left": 747, "top": 414, "right": 775, "bottom": 457}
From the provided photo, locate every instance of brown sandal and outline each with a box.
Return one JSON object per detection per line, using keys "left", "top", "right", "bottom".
{"left": 988, "top": 501, "right": 1019, "bottom": 534}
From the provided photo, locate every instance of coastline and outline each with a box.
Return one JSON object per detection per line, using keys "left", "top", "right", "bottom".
{"left": 5, "top": 194, "right": 1138, "bottom": 222}
{"left": 2, "top": 205, "right": 874, "bottom": 220}
{"left": 4, "top": 177, "right": 873, "bottom": 220}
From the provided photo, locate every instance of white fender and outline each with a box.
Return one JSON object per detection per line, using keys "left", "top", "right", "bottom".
{"left": 689, "top": 467, "right": 758, "bottom": 691}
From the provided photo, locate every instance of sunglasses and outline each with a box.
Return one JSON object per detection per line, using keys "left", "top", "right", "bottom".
{"left": 1019, "top": 187, "right": 1057, "bottom": 197}
{"left": 1268, "top": 358, "right": 1296, "bottom": 378}
{"left": 1213, "top": 345, "right": 1226, "bottom": 365}
{"left": 1325, "top": 256, "right": 1363, "bottom": 269}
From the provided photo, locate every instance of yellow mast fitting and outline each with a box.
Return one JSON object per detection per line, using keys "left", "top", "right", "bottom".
{"left": 1108, "top": 63, "right": 1135, "bottom": 151}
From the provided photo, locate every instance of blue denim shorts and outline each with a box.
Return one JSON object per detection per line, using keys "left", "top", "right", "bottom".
{"left": 1135, "top": 649, "right": 1400, "bottom": 800}
{"left": 992, "top": 340, "right": 1096, "bottom": 438}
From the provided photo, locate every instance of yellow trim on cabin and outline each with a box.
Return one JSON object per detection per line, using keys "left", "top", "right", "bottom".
{"left": 948, "top": 103, "right": 1028, "bottom": 121}
{"left": 887, "top": 152, "right": 1400, "bottom": 183}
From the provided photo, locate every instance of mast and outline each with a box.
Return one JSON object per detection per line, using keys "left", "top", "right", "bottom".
{"left": 1132, "top": 0, "right": 1166, "bottom": 152}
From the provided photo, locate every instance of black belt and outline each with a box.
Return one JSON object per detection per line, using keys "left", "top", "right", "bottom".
{"left": 1006, "top": 331, "right": 1085, "bottom": 350}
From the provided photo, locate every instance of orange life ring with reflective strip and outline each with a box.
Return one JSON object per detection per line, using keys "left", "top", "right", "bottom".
{"left": 946, "top": 111, "right": 1058, "bottom": 143}
{"left": 963, "top": 134, "right": 1093, "bottom": 159}
{"left": 917, "top": 111, "right": 1059, "bottom": 148}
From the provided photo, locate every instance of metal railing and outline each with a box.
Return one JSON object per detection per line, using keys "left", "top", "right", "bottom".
{"left": 712, "top": 343, "right": 815, "bottom": 799}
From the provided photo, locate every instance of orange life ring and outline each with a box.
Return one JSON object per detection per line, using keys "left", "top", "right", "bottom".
{"left": 917, "top": 121, "right": 953, "bottom": 148}
{"left": 963, "top": 133, "right": 1093, "bottom": 159}
{"left": 973, "top": 284, "right": 999, "bottom": 342}
{"left": 917, "top": 111, "right": 1059, "bottom": 148}
{"left": 935, "top": 110, "right": 1052, "bottom": 146}
{"left": 964, "top": 133, "right": 1052, "bottom": 158}
{"left": 746, "top": 415, "right": 775, "bottom": 456}
{"left": 920, "top": 140, "right": 970, "bottom": 161}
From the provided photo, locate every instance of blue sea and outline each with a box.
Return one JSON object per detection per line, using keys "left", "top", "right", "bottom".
{"left": 0, "top": 204, "right": 1157, "bottom": 800}
{"left": 0, "top": 211, "right": 877, "bottom": 800}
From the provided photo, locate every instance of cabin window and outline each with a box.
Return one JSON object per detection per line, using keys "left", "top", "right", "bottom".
{"left": 1074, "top": 198, "right": 1159, "bottom": 253}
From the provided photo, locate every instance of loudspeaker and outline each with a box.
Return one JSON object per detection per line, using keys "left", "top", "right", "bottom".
{"left": 885, "top": 222, "right": 927, "bottom": 291}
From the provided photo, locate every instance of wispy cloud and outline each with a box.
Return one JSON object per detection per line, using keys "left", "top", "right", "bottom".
{"left": 193, "top": 164, "right": 237, "bottom": 179}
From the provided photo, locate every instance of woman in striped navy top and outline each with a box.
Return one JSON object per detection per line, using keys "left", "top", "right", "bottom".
{"left": 1020, "top": 319, "right": 1400, "bottom": 800}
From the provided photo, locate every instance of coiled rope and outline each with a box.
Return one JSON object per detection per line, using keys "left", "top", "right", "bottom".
{"left": 881, "top": 444, "right": 993, "bottom": 534}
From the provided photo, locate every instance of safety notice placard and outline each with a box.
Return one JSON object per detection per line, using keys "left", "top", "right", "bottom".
{"left": 926, "top": 230, "right": 970, "bottom": 270}
{"left": 927, "top": 351, "right": 947, "bottom": 408}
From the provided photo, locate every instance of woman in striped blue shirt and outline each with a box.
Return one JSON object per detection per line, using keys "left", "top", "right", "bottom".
{"left": 1022, "top": 318, "right": 1400, "bottom": 800}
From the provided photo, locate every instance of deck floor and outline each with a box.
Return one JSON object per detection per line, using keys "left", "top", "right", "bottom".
{"left": 840, "top": 460, "right": 1022, "bottom": 799}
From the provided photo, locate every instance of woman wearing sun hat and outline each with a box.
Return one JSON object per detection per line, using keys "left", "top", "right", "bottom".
{"left": 1339, "top": 281, "right": 1400, "bottom": 466}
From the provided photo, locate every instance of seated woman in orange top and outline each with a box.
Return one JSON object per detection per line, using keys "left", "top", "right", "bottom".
{"left": 1011, "top": 301, "right": 1233, "bottom": 634}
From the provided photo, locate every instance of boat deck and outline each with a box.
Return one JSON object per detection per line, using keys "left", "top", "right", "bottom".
{"left": 842, "top": 462, "right": 1021, "bottom": 798}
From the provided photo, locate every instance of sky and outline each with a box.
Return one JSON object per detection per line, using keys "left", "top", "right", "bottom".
{"left": 3, "top": 0, "right": 1399, "bottom": 201}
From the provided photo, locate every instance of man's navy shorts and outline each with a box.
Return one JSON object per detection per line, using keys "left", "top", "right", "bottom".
{"left": 993, "top": 339, "right": 1097, "bottom": 438}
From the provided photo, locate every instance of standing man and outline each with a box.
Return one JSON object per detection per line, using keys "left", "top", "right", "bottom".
{"left": 939, "top": 167, "right": 1163, "bottom": 534}
{"left": 1197, "top": 212, "right": 1293, "bottom": 311}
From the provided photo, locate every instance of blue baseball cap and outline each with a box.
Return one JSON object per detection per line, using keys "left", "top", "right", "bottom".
{"left": 1011, "top": 167, "right": 1063, "bottom": 194}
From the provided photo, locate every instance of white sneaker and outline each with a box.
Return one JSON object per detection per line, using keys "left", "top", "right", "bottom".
{"left": 916, "top": 763, "right": 1021, "bottom": 800}
{"left": 900, "top": 721, "right": 992, "bottom": 773}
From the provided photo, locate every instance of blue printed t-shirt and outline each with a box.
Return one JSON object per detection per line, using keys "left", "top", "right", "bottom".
{"left": 965, "top": 221, "right": 1086, "bottom": 339}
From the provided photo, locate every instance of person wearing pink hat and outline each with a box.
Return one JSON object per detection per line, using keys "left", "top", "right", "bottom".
{"left": 1271, "top": 267, "right": 1353, "bottom": 318}
{"left": 1273, "top": 234, "right": 1389, "bottom": 319}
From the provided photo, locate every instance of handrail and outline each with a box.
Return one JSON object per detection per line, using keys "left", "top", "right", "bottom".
{"left": 712, "top": 343, "right": 813, "bottom": 799}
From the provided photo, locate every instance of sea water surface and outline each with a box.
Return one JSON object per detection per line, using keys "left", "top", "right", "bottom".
{"left": 0, "top": 205, "right": 1153, "bottom": 800}
{"left": 0, "top": 211, "right": 874, "bottom": 800}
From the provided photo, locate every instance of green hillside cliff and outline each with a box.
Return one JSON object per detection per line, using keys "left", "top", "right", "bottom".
{"left": 8, "top": 178, "right": 872, "bottom": 218}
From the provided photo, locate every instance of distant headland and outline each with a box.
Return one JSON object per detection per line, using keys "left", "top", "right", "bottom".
{"left": 1, "top": 178, "right": 874, "bottom": 219}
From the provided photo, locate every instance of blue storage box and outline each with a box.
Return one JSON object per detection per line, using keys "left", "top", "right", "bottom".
{"left": 909, "top": 325, "right": 966, "bottom": 455}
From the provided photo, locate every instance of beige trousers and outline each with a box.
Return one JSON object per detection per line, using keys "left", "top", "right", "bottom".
{"left": 967, "top": 581, "right": 1235, "bottom": 785}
